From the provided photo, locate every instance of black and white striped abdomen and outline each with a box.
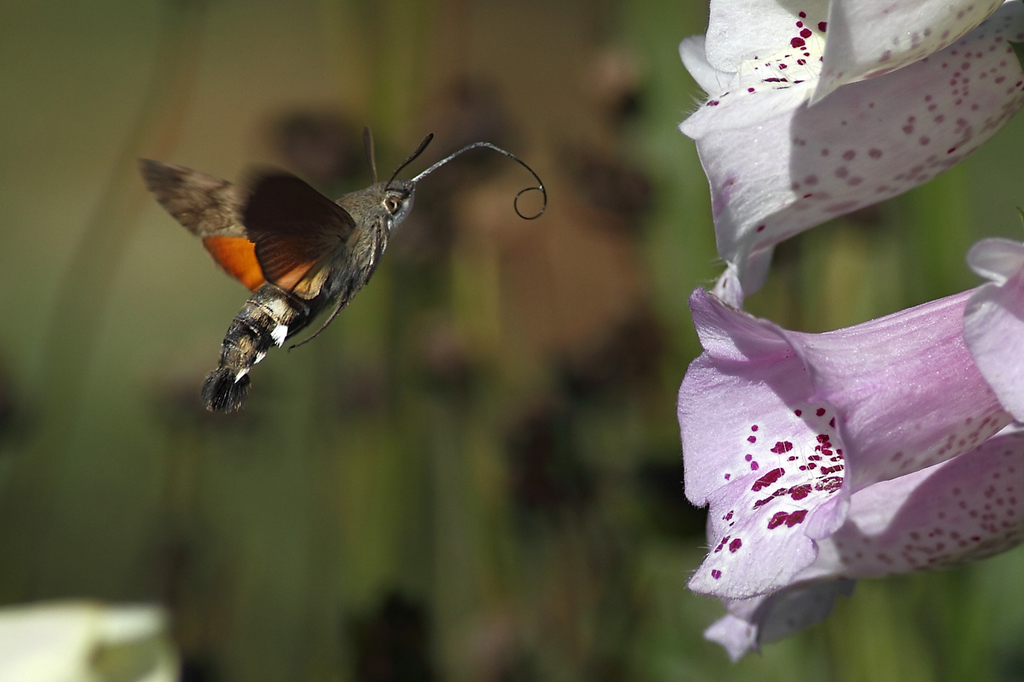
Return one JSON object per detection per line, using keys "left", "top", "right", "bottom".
{"left": 202, "top": 283, "right": 310, "bottom": 412}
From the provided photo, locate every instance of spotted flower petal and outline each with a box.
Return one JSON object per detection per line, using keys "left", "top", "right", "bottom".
{"left": 809, "top": 425, "right": 1024, "bottom": 578}
{"left": 699, "top": 0, "right": 1000, "bottom": 100}
{"left": 815, "top": 0, "right": 1003, "bottom": 101}
{"left": 964, "top": 237, "right": 1024, "bottom": 419}
{"left": 680, "top": 288, "right": 1012, "bottom": 599}
{"left": 681, "top": 1, "right": 1024, "bottom": 304}
{"left": 704, "top": 426, "right": 1024, "bottom": 659}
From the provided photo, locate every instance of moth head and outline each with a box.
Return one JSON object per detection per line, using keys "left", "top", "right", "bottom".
{"left": 380, "top": 179, "right": 416, "bottom": 228}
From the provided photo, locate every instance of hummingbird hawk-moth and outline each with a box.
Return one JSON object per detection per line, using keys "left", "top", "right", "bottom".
{"left": 140, "top": 130, "right": 545, "bottom": 412}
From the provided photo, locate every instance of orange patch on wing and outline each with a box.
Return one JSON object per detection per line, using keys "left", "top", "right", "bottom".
{"left": 202, "top": 236, "right": 265, "bottom": 291}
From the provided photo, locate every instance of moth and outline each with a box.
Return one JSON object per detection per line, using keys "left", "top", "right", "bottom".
{"left": 140, "top": 130, "right": 545, "bottom": 412}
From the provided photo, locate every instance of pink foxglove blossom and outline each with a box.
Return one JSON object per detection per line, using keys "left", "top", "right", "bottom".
{"left": 679, "top": 287, "right": 1014, "bottom": 601}
{"left": 681, "top": 1, "right": 1024, "bottom": 305}
{"left": 681, "top": 235, "right": 1024, "bottom": 657}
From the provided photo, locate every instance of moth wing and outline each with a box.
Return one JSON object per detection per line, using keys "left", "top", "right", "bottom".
{"left": 140, "top": 159, "right": 265, "bottom": 290}
{"left": 138, "top": 159, "right": 248, "bottom": 238}
{"left": 243, "top": 173, "right": 356, "bottom": 296}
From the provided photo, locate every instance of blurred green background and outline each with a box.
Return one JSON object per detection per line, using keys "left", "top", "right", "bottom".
{"left": 2, "top": 0, "right": 1024, "bottom": 680}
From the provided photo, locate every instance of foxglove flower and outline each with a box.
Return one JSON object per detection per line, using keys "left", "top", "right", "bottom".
{"left": 681, "top": 0, "right": 1024, "bottom": 304}
{"left": 681, "top": 235, "right": 1024, "bottom": 657}
{"left": 705, "top": 427, "right": 1024, "bottom": 660}
{"left": 680, "top": 286, "right": 1016, "bottom": 601}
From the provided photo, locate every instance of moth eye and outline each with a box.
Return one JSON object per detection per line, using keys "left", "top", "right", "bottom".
{"left": 384, "top": 196, "right": 401, "bottom": 214}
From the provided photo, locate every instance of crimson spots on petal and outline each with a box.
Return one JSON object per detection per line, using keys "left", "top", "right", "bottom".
{"left": 770, "top": 441, "right": 794, "bottom": 454}
{"left": 791, "top": 37, "right": 806, "bottom": 49}
{"left": 752, "top": 467, "right": 785, "bottom": 492}
{"left": 767, "top": 509, "right": 808, "bottom": 529}
{"left": 728, "top": 538, "right": 742, "bottom": 553}
{"left": 711, "top": 569, "right": 722, "bottom": 579}
{"left": 790, "top": 484, "right": 812, "bottom": 500}
{"left": 786, "top": 510, "right": 808, "bottom": 527}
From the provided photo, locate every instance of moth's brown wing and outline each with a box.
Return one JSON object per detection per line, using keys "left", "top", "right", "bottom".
{"left": 139, "top": 159, "right": 266, "bottom": 291}
{"left": 139, "top": 159, "right": 249, "bottom": 237}
{"left": 243, "top": 173, "right": 356, "bottom": 298}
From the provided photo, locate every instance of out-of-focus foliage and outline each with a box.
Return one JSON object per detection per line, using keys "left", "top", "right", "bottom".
{"left": 0, "top": 1, "right": 1022, "bottom": 680}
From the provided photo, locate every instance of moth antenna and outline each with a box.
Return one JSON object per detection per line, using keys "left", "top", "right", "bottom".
{"left": 287, "top": 294, "right": 347, "bottom": 351}
{"left": 363, "top": 126, "right": 378, "bottom": 184}
{"left": 385, "top": 133, "right": 434, "bottom": 190}
{"left": 410, "top": 142, "right": 547, "bottom": 220}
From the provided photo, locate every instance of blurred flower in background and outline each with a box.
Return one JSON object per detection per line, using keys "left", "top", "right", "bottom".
{"left": 0, "top": 602, "right": 176, "bottom": 682}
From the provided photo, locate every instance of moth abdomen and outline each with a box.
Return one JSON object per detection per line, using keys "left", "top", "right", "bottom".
{"left": 202, "top": 283, "right": 310, "bottom": 412}
{"left": 202, "top": 367, "right": 251, "bottom": 413}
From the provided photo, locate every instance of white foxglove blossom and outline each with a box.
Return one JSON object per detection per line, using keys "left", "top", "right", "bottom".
{"left": 703, "top": 0, "right": 1003, "bottom": 103}
{"left": 681, "top": 0, "right": 1024, "bottom": 305}
{"left": 0, "top": 602, "right": 177, "bottom": 682}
